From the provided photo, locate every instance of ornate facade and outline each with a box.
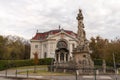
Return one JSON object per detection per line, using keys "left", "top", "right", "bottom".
{"left": 30, "top": 29, "right": 78, "bottom": 63}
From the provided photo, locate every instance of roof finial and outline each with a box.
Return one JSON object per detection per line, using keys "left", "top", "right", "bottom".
{"left": 59, "top": 25, "right": 61, "bottom": 30}
{"left": 36, "top": 29, "right": 38, "bottom": 33}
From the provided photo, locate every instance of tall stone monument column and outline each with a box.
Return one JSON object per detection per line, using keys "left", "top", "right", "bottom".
{"left": 72, "top": 9, "right": 94, "bottom": 73}
{"left": 77, "top": 9, "right": 85, "bottom": 46}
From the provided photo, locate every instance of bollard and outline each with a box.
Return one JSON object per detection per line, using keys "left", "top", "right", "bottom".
{"left": 5, "top": 69, "right": 7, "bottom": 77}
{"left": 27, "top": 70, "right": 28, "bottom": 78}
{"left": 96, "top": 69, "right": 99, "bottom": 75}
{"left": 15, "top": 69, "right": 17, "bottom": 77}
{"left": 116, "top": 69, "right": 119, "bottom": 74}
{"left": 76, "top": 70, "right": 79, "bottom": 80}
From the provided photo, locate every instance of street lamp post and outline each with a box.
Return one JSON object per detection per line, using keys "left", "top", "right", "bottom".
{"left": 5, "top": 60, "right": 8, "bottom": 77}
{"left": 27, "top": 69, "right": 29, "bottom": 78}
{"left": 94, "top": 68, "right": 97, "bottom": 80}
{"left": 5, "top": 59, "right": 9, "bottom": 77}
{"left": 50, "top": 58, "right": 54, "bottom": 72}
{"left": 15, "top": 68, "right": 17, "bottom": 77}
{"left": 113, "top": 53, "right": 117, "bottom": 80}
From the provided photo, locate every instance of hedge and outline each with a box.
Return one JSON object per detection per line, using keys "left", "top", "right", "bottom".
{"left": 39, "top": 58, "right": 54, "bottom": 65}
{"left": 0, "top": 58, "right": 53, "bottom": 71}
{"left": 0, "top": 60, "right": 34, "bottom": 71}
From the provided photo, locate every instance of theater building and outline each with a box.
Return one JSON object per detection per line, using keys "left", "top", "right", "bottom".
{"left": 30, "top": 28, "right": 78, "bottom": 62}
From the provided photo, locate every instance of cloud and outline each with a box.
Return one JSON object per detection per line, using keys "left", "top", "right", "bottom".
{"left": 0, "top": 0, "right": 120, "bottom": 40}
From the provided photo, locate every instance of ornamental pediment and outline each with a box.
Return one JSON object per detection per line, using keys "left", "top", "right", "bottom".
{"left": 47, "top": 30, "right": 77, "bottom": 41}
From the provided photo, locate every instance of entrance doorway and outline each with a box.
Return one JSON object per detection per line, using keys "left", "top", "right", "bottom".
{"left": 55, "top": 40, "right": 69, "bottom": 63}
{"left": 55, "top": 48, "right": 69, "bottom": 63}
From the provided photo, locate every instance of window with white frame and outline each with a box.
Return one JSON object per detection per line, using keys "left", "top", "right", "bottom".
{"left": 44, "top": 52, "right": 47, "bottom": 58}
{"left": 35, "top": 45, "right": 38, "bottom": 48}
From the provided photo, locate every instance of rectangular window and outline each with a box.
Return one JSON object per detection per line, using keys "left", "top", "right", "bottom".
{"left": 35, "top": 45, "right": 38, "bottom": 48}
{"left": 44, "top": 52, "right": 47, "bottom": 58}
{"left": 44, "top": 44, "right": 46, "bottom": 48}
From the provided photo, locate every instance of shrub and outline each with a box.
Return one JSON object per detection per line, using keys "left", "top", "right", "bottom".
{"left": 0, "top": 58, "right": 54, "bottom": 71}
{"left": 39, "top": 58, "right": 54, "bottom": 65}
{"left": 0, "top": 60, "right": 34, "bottom": 71}
{"left": 0, "top": 60, "right": 8, "bottom": 70}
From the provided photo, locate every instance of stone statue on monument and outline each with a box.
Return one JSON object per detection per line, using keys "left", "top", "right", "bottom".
{"left": 76, "top": 9, "right": 87, "bottom": 50}
{"left": 72, "top": 9, "right": 94, "bottom": 72}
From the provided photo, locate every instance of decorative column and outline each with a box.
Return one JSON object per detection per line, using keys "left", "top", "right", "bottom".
{"left": 55, "top": 54, "right": 57, "bottom": 63}
{"left": 64, "top": 53, "right": 66, "bottom": 62}
{"left": 58, "top": 53, "right": 60, "bottom": 63}
{"left": 69, "top": 53, "right": 70, "bottom": 61}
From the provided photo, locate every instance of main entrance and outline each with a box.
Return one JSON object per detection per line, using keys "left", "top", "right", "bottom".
{"left": 55, "top": 40, "right": 69, "bottom": 63}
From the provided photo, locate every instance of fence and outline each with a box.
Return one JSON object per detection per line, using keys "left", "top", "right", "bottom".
{"left": 1, "top": 66, "right": 120, "bottom": 80}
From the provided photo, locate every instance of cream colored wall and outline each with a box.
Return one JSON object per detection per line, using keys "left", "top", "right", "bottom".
{"left": 48, "top": 41, "right": 56, "bottom": 58}
{"left": 47, "top": 33, "right": 77, "bottom": 59}
{"left": 30, "top": 41, "right": 41, "bottom": 59}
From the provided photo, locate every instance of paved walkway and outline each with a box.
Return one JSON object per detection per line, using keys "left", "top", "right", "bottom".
{"left": 0, "top": 69, "right": 119, "bottom": 80}
{"left": 0, "top": 73, "right": 115, "bottom": 80}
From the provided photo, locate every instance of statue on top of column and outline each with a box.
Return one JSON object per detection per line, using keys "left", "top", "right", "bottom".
{"left": 76, "top": 9, "right": 86, "bottom": 46}
{"left": 72, "top": 9, "right": 94, "bottom": 73}
{"left": 77, "top": 9, "right": 83, "bottom": 20}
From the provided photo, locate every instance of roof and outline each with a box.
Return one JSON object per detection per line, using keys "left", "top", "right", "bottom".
{"left": 31, "top": 29, "right": 77, "bottom": 40}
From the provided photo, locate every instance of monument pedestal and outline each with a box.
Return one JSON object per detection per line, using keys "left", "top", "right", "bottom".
{"left": 72, "top": 46, "right": 94, "bottom": 74}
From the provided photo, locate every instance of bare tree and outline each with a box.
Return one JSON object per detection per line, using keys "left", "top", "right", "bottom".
{"left": 33, "top": 52, "right": 39, "bottom": 73}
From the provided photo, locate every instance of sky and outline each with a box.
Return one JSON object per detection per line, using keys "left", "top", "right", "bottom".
{"left": 0, "top": 0, "right": 120, "bottom": 40}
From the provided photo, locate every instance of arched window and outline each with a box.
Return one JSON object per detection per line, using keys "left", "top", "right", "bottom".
{"left": 57, "top": 40, "right": 67, "bottom": 49}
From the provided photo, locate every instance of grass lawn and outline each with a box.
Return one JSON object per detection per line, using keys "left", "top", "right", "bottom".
{"left": 12, "top": 65, "right": 73, "bottom": 76}
{"left": 18, "top": 70, "right": 73, "bottom": 76}
{"left": 11, "top": 65, "right": 47, "bottom": 69}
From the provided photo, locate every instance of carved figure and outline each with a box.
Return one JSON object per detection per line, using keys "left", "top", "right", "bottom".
{"left": 76, "top": 9, "right": 86, "bottom": 46}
